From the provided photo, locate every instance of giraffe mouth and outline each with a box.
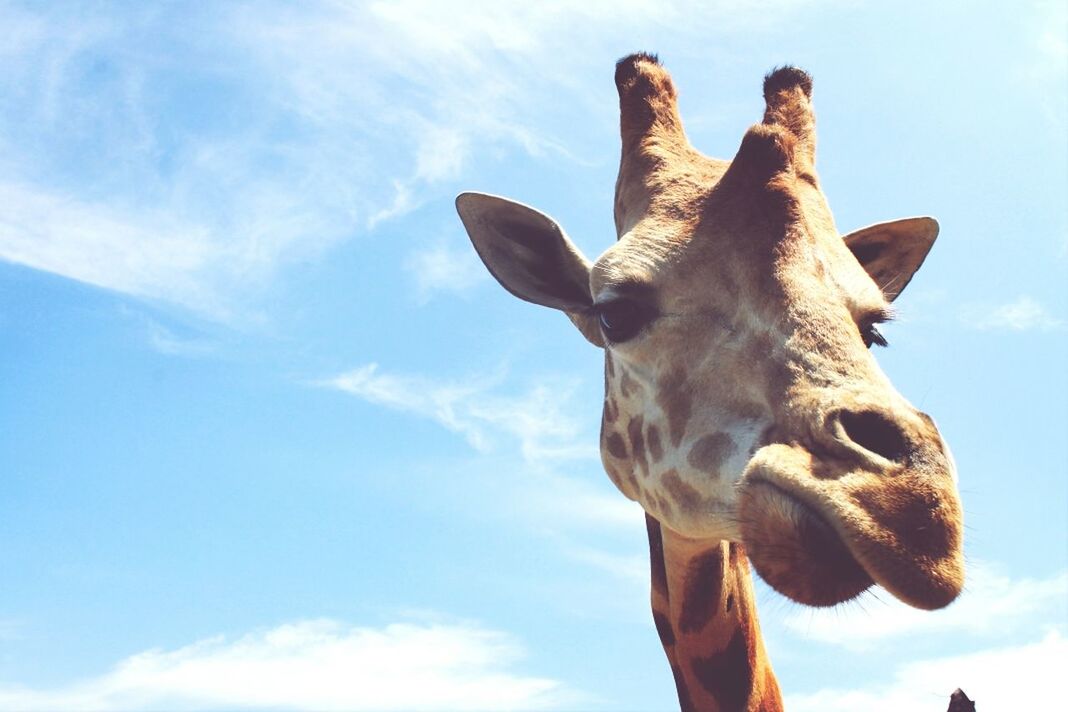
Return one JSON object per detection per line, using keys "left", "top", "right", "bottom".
{"left": 738, "top": 480, "right": 874, "bottom": 606}
{"left": 738, "top": 442, "right": 964, "bottom": 610}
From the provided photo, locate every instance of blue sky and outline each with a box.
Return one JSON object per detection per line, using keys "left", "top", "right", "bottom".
{"left": 1, "top": 1, "right": 1065, "bottom": 709}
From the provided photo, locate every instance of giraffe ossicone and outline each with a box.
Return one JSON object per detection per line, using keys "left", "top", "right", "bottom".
{"left": 457, "top": 53, "right": 964, "bottom": 711}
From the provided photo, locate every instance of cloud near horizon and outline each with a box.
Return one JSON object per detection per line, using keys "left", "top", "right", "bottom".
{"left": 786, "top": 630, "right": 1067, "bottom": 712}
{"left": 0, "top": 619, "right": 574, "bottom": 711}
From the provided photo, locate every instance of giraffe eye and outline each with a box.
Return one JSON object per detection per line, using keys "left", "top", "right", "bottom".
{"left": 596, "top": 299, "right": 653, "bottom": 343}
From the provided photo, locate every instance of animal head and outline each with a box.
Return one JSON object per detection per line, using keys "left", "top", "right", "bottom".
{"left": 457, "top": 54, "right": 963, "bottom": 611}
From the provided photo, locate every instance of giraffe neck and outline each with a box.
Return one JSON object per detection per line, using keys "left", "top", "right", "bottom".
{"left": 646, "top": 514, "right": 783, "bottom": 712}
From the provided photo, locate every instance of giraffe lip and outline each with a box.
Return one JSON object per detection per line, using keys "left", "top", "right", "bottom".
{"left": 738, "top": 440, "right": 965, "bottom": 609}
{"left": 738, "top": 479, "right": 874, "bottom": 607}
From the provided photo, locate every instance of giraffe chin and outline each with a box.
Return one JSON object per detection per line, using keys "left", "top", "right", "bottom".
{"left": 738, "top": 443, "right": 965, "bottom": 611}
{"left": 738, "top": 480, "right": 874, "bottom": 606}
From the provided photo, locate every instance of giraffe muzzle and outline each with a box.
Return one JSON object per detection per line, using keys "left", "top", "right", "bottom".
{"left": 737, "top": 438, "right": 964, "bottom": 610}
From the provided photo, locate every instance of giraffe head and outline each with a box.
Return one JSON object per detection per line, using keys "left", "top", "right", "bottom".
{"left": 456, "top": 54, "right": 963, "bottom": 611}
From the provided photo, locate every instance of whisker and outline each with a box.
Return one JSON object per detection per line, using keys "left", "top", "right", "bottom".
{"left": 879, "top": 272, "right": 904, "bottom": 296}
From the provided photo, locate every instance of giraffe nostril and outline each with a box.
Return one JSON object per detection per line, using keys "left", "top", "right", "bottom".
{"left": 837, "top": 410, "right": 910, "bottom": 463}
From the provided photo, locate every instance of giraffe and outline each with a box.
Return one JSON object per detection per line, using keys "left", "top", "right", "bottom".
{"left": 456, "top": 53, "right": 964, "bottom": 711}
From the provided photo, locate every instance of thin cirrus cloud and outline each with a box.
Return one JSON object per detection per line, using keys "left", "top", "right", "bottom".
{"left": 320, "top": 360, "right": 645, "bottom": 545}
{"left": 964, "top": 295, "right": 1064, "bottom": 332}
{"left": 322, "top": 362, "right": 596, "bottom": 462}
{"left": 0, "top": 181, "right": 224, "bottom": 316}
{"left": 0, "top": 1, "right": 589, "bottom": 319}
{"left": 404, "top": 241, "right": 489, "bottom": 303}
{"left": 0, "top": 619, "right": 575, "bottom": 712}
{"left": 0, "top": 1, "right": 834, "bottom": 321}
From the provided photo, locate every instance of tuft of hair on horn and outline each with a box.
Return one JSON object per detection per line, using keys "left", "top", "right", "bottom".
{"left": 762, "top": 66, "right": 813, "bottom": 101}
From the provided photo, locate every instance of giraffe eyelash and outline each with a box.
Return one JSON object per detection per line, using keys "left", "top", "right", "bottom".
{"left": 860, "top": 308, "right": 894, "bottom": 348}
{"left": 863, "top": 324, "right": 888, "bottom": 348}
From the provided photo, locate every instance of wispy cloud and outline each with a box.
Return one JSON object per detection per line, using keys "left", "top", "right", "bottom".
{"left": 782, "top": 563, "right": 1068, "bottom": 649}
{"left": 144, "top": 321, "right": 216, "bottom": 358}
{"left": 322, "top": 363, "right": 596, "bottom": 461}
{"left": 1025, "top": 0, "right": 1068, "bottom": 128}
{"left": 1035, "top": 1, "right": 1068, "bottom": 66}
{"left": 964, "top": 295, "right": 1064, "bottom": 332}
{"left": 786, "top": 630, "right": 1067, "bottom": 712}
{"left": 0, "top": 619, "right": 574, "bottom": 711}
{"left": 0, "top": 181, "right": 224, "bottom": 316}
{"left": 0, "top": 5, "right": 362, "bottom": 321}
{"left": 0, "top": 1, "right": 832, "bottom": 320}
{"left": 405, "top": 241, "right": 488, "bottom": 303}
{"left": 320, "top": 362, "right": 645, "bottom": 575}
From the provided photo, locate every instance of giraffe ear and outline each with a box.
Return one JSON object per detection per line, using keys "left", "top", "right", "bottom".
{"left": 456, "top": 192, "right": 604, "bottom": 347}
{"left": 843, "top": 217, "right": 939, "bottom": 302}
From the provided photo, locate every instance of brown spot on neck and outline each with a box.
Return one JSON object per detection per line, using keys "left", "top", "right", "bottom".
{"left": 628, "top": 415, "right": 648, "bottom": 476}
{"left": 657, "top": 368, "right": 693, "bottom": 447}
{"left": 650, "top": 529, "right": 783, "bottom": 712}
{"left": 661, "top": 469, "right": 704, "bottom": 517}
{"left": 679, "top": 549, "right": 726, "bottom": 633}
{"left": 603, "top": 396, "right": 619, "bottom": 424}
{"left": 653, "top": 609, "right": 675, "bottom": 647}
{"left": 646, "top": 514, "right": 668, "bottom": 596}
{"left": 647, "top": 424, "right": 664, "bottom": 462}
{"left": 605, "top": 431, "right": 628, "bottom": 459}
{"left": 691, "top": 628, "right": 754, "bottom": 710}
{"left": 619, "top": 367, "right": 640, "bottom": 398}
{"left": 687, "top": 432, "right": 736, "bottom": 473}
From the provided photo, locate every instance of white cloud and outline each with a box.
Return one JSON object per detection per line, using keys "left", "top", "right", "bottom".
{"left": 1036, "top": 3, "right": 1067, "bottom": 66}
{"left": 786, "top": 630, "right": 1068, "bottom": 712}
{"left": 0, "top": 619, "right": 573, "bottom": 711}
{"left": 320, "top": 361, "right": 645, "bottom": 550}
{"left": 1028, "top": 0, "right": 1068, "bottom": 127}
{"left": 405, "top": 241, "right": 488, "bottom": 302}
{"left": 966, "top": 295, "right": 1064, "bottom": 332}
{"left": 0, "top": 1, "right": 832, "bottom": 319}
{"left": 783, "top": 562, "right": 1068, "bottom": 649}
{"left": 323, "top": 363, "right": 596, "bottom": 461}
{"left": 0, "top": 181, "right": 223, "bottom": 315}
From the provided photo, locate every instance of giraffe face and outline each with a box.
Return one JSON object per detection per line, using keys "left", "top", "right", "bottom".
{"left": 456, "top": 55, "right": 964, "bottom": 612}
{"left": 594, "top": 154, "right": 880, "bottom": 539}
{"left": 595, "top": 157, "right": 961, "bottom": 610}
